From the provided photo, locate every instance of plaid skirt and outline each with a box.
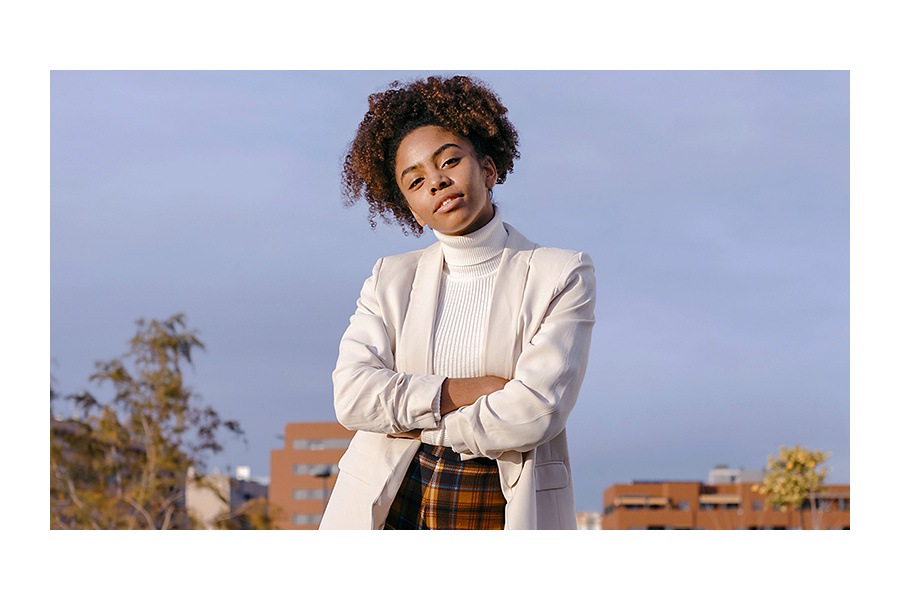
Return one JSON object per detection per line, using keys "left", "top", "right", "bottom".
{"left": 384, "top": 443, "right": 506, "bottom": 530}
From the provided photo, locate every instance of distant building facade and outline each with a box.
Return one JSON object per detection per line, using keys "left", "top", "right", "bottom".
{"left": 601, "top": 467, "right": 850, "bottom": 530}
{"left": 577, "top": 511, "right": 603, "bottom": 530}
{"left": 269, "top": 422, "right": 354, "bottom": 530}
{"left": 185, "top": 466, "right": 269, "bottom": 529}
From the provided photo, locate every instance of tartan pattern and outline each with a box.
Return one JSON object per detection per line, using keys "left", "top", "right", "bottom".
{"left": 384, "top": 443, "right": 506, "bottom": 530}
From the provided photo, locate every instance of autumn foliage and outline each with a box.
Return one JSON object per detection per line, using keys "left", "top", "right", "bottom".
{"left": 50, "top": 314, "right": 247, "bottom": 529}
{"left": 752, "top": 445, "right": 831, "bottom": 528}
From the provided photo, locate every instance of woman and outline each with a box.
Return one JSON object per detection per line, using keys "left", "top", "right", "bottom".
{"left": 319, "top": 75, "right": 596, "bottom": 530}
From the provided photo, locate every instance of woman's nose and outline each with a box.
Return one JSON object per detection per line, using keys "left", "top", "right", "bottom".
{"left": 430, "top": 173, "right": 450, "bottom": 194}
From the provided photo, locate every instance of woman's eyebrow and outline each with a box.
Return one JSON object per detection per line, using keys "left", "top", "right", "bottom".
{"left": 399, "top": 143, "right": 462, "bottom": 179}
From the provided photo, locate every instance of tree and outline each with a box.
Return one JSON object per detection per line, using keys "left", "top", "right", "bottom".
{"left": 50, "top": 314, "right": 245, "bottom": 529}
{"left": 752, "top": 445, "right": 831, "bottom": 529}
{"left": 210, "top": 497, "right": 283, "bottom": 530}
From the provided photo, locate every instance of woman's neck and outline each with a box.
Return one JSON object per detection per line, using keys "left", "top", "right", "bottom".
{"left": 432, "top": 206, "right": 507, "bottom": 269}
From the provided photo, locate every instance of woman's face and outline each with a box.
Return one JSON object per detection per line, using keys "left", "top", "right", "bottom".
{"left": 394, "top": 125, "right": 497, "bottom": 236}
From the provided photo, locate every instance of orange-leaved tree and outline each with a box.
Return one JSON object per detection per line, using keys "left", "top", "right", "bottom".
{"left": 51, "top": 314, "right": 245, "bottom": 529}
{"left": 752, "top": 445, "right": 830, "bottom": 529}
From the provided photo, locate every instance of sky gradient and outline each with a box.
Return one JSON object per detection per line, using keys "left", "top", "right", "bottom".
{"left": 50, "top": 70, "right": 849, "bottom": 511}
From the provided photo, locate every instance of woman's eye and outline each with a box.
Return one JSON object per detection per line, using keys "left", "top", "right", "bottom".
{"left": 442, "top": 157, "right": 460, "bottom": 168}
{"left": 408, "top": 177, "right": 423, "bottom": 190}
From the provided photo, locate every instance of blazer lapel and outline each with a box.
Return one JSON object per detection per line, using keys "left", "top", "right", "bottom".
{"left": 396, "top": 241, "right": 443, "bottom": 376}
{"left": 483, "top": 223, "right": 536, "bottom": 378}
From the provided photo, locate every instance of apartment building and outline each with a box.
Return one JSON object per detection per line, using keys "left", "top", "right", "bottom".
{"left": 601, "top": 467, "right": 850, "bottom": 530}
{"left": 269, "top": 421, "right": 354, "bottom": 530}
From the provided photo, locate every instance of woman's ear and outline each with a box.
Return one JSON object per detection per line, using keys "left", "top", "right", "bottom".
{"left": 482, "top": 155, "right": 498, "bottom": 188}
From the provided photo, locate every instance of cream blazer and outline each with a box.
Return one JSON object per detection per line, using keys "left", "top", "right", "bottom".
{"left": 319, "top": 223, "right": 596, "bottom": 529}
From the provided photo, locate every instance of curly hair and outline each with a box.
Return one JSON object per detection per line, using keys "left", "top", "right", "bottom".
{"left": 341, "top": 75, "right": 520, "bottom": 236}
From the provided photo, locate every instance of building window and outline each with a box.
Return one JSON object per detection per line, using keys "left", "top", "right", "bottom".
{"left": 724, "top": 503, "right": 740, "bottom": 511}
{"left": 292, "top": 488, "right": 326, "bottom": 500}
{"left": 677, "top": 501, "right": 690, "bottom": 511}
{"left": 293, "top": 463, "right": 338, "bottom": 476}
{"left": 292, "top": 438, "right": 352, "bottom": 451}
{"left": 699, "top": 503, "right": 716, "bottom": 511}
{"left": 752, "top": 501, "right": 763, "bottom": 511}
{"left": 292, "top": 514, "right": 322, "bottom": 526}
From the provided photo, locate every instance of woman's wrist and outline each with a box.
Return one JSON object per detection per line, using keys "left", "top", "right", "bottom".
{"left": 439, "top": 376, "right": 509, "bottom": 415}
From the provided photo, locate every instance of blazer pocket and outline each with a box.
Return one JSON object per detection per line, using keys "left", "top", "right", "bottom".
{"left": 535, "top": 461, "right": 569, "bottom": 491}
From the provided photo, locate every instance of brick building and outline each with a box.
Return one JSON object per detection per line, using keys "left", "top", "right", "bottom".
{"left": 601, "top": 467, "right": 850, "bottom": 530}
{"left": 269, "top": 422, "right": 354, "bottom": 530}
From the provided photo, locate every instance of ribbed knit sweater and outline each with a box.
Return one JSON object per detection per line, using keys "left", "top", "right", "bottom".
{"left": 420, "top": 208, "right": 508, "bottom": 447}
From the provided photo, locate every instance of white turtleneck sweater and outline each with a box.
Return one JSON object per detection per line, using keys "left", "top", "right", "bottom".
{"left": 420, "top": 207, "right": 508, "bottom": 448}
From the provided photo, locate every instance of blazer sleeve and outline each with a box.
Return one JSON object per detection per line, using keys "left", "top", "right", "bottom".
{"left": 332, "top": 258, "right": 445, "bottom": 434}
{"left": 441, "top": 252, "right": 596, "bottom": 459}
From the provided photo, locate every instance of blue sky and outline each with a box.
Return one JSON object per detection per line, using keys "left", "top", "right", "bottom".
{"left": 50, "top": 70, "right": 849, "bottom": 511}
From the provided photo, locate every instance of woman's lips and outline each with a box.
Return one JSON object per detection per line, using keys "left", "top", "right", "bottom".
{"left": 435, "top": 194, "right": 462, "bottom": 213}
